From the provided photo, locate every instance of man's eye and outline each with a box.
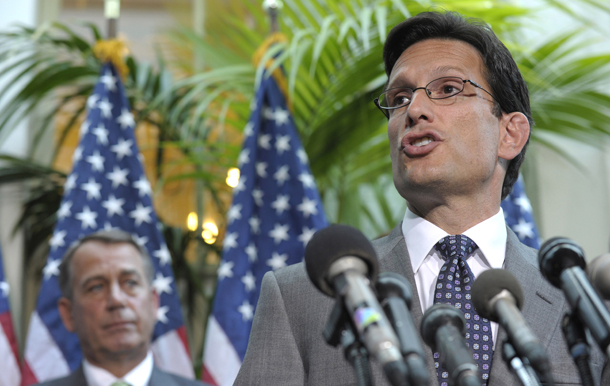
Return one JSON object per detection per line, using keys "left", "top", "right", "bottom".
{"left": 392, "top": 94, "right": 410, "bottom": 107}
{"left": 441, "top": 85, "right": 457, "bottom": 94}
{"left": 88, "top": 284, "right": 103, "bottom": 293}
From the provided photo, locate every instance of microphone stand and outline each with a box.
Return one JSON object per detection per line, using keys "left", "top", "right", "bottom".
{"left": 501, "top": 338, "right": 541, "bottom": 386}
{"left": 562, "top": 312, "right": 594, "bottom": 386}
{"left": 324, "top": 298, "right": 373, "bottom": 386}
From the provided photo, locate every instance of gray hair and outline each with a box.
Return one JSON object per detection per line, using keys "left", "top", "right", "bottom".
{"left": 58, "top": 229, "right": 155, "bottom": 299}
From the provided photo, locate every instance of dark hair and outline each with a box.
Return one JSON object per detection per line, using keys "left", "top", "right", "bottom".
{"left": 58, "top": 229, "right": 155, "bottom": 299}
{"left": 383, "top": 11, "right": 532, "bottom": 199}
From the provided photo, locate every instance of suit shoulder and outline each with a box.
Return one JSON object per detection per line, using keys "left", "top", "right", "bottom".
{"left": 152, "top": 367, "right": 209, "bottom": 386}
{"left": 34, "top": 375, "right": 77, "bottom": 386}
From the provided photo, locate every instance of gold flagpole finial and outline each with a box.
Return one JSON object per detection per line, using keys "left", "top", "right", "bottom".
{"left": 262, "top": 0, "right": 283, "bottom": 34}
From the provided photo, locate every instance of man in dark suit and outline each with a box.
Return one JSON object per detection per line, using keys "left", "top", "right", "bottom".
{"left": 36, "top": 230, "right": 207, "bottom": 386}
{"left": 234, "top": 11, "right": 609, "bottom": 386}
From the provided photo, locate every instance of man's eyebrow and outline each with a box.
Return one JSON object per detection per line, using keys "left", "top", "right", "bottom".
{"left": 430, "top": 65, "right": 467, "bottom": 77}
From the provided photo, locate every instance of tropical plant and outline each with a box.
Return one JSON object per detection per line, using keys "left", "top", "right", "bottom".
{"left": 161, "top": 0, "right": 610, "bottom": 237}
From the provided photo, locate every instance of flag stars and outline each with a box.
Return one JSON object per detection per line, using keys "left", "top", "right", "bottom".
{"left": 515, "top": 194, "right": 533, "bottom": 213}
{"left": 106, "top": 166, "right": 129, "bottom": 188}
{"left": 267, "top": 252, "right": 288, "bottom": 270}
{"left": 49, "top": 230, "right": 67, "bottom": 250}
{"left": 269, "top": 223, "right": 290, "bottom": 244}
{"left": 299, "top": 172, "right": 316, "bottom": 189}
{"left": 133, "top": 177, "right": 152, "bottom": 197}
{"left": 272, "top": 107, "right": 290, "bottom": 126}
{"left": 244, "top": 122, "right": 254, "bottom": 137}
{"left": 227, "top": 204, "right": 242, "bottom": 224}
{"left": 297, "top": 197, "right": 318, "bottom": 218}
{"left": 64, "top": 174, "right": 77, "bottom": 193}
{"left": 111, "top": 138, "right": 133, "bottom": 160}
{"left": 271, "top": 194, "right": 291, "bottom": 215}
{"left": 43, "top": 259, "right": 62, "bottom": 280}
{"left": 252, "top": 188, "right": 264, "bottom": 206}
{"left": 72, "top": 146, "right": 83, "bottom": 163}
{"left": 249, "top": 216, "right": 261, "bottom": 234}
{"left": 218, "top": 261, "right": 234, "bottom": 280}
{"left": 275, "top": 135, "right": 291, "bottom": 154}
{"left": 92, "top": 124, "right": 109, "bottom": 145}
{"left": 234, "top": 176, "right": 246, "bottom": 194}
{"left": 258, "top": 134, "right": 271, "bottom": 150}
{"left": 156, "top": 306, "right": 170, "bottom": 324}
{"left": 98, "top": 98, "right": 113, "bottom": 118}
{"left": 117, "top": 109, "right": 135, "bottom": 129}
{"left": 133, "top": 234, "right": 149, "bottom": 248}
{"left": 129, "top": 203, "right": 153, "bottom": 226}
{"left": 102, "top": 194, "right": 125, "bottom": 217}
{"left": 513, "top": 218, "right": 535, "bottom": 240}
{"left": 274, "top": 165, "right": 290, "bottom": 186}
{"left": 241, "top": 271, "right": 256, "bottom": 292}
{"left": 297, "top": 148, "right": 309, "bottom": 164}
{"left": 256, "top": 162, "right": 267, "bottom": 178}
{"left": 223, "top": 232, "right": 238, "bottom": 251}
{"left": 75, "top": 206, "right": 98, "bottom": 229}
{"left": 81, "top": 178, "right": 102, "bottom": 200}
{"left": 153, "top": 245, "right": 172, "bottom": 266}
{"left": 152, "top": 272, "right": 173, "bottom": 295}
{"left": 86, "top": 150, "right": 105, "bottom": 172}
{"left": 238, "top": 300, "right": 254, "bottom": 321}
{"left": 245, "top": 243, "right": 257, "bottom": 262}
{"left": 57, "top": 201, "right": 72, "bottom": 220}
{"left": 238, "top": 149, "right": 250, "bottom": 166}
{"left": 299, "top": 227, "right": 317, "bottom": 246}
{"left": 0, "top": 281, "right": 8, "bottom": 297}
{"left": 100, "top": 70, "right": 117, "bottom": 92}
{"left": 86, "top": 94, "right": 99, "bottom": 110}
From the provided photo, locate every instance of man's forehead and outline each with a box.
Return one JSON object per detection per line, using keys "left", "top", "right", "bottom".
{"left": 71, "top": 241, "right": 144, "bottom": 278}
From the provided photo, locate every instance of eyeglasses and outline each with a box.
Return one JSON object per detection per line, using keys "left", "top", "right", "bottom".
{"left": 374, "top": 76, "right": 496, "bottom": 119}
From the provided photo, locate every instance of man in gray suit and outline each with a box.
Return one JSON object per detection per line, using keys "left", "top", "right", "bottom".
{"left": 36, "top": 230, "right": 207, "bottom": 386}
{"left": 235, "top": 11, "right": 609, "bottom": 386}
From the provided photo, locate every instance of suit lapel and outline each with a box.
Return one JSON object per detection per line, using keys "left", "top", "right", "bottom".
{"left": 377, "top": 225, "right": 438, "bottom": 382}
{"left": 487, "top": 228, "right": 565, "bottom": 386}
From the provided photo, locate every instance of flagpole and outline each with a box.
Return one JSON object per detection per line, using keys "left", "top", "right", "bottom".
{"left": 105, "top": 0, "right": 121, "bottom": 39}
{"left": 263, "top": 0, "right": 282, "bottom": 34}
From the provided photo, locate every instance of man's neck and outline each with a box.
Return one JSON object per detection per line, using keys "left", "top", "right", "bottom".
{"left": 407, "top": 193, "right": 500, "bottom": 234}
{"left": 85, "top": 350, "right": 149, "bottom": 378}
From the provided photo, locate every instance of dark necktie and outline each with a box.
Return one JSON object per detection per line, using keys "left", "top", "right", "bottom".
{"left": 433, "top": 235, "right": 493, "bottom": 386}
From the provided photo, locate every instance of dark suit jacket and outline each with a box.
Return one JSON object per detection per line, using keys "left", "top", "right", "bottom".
{"left": 235, "top": 225, "right": 609, "bottom": 385}
{"left": 35, "top": 365, "right": 209, "bottom": 386}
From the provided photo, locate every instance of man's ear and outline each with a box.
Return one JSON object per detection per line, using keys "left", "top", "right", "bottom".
{"left": 498, "top": 111, "right": 530, "bottom": 161}
{"left": 58, "top": 297, "right": 75, "bottom": 333}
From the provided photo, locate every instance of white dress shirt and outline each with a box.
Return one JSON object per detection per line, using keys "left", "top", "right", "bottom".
{"left": 82, "top": 351, "right": 153, "bottom": 386}
{"left": 401, "top": 207, "right": 507, "bottom": 346}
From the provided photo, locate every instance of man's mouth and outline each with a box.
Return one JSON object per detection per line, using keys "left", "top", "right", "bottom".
{"left": 411, "top": 136, "right": 435, "bottom": 147}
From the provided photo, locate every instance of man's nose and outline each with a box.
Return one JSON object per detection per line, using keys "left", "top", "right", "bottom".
{"left": 107, "top": 282, "right": 127, "bottom": 308}
{"left": 406, "top": 88, "right": 432, "bottom": 126}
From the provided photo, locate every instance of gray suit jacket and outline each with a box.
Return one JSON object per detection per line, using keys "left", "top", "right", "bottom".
{"left": 235, "top": 225, "right": 609, "bottom": 385}
{"left": 35, "top": 365, "right": 208, "bottom": 386}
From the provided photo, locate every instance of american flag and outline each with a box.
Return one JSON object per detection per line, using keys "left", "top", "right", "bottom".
{"left": 202, "top": 67, "right": 329, "bottom": 385}
{"left": 22, "top": 62, "right": 194, "bottom": 385}
{"left": 0, "top": 245, "right": 20, "bottom": 386}
{"left": 501, "top": 176, "right": 540, "bottom": 249}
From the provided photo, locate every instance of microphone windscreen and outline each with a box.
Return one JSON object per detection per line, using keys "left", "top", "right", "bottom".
{"left": 588, "top": 253, "right": 610, "bottom": 300}
{"left": 304, "top": 224, "right": 378, "bottom": 297}
{"left": 420, "top": 304, "right": 466, "bottom": 348}
{"left": 471, "top": 269, "right": 524, "bottom": 321}
{"left": 539, "top": 237, "right": 586, "bottom": 288}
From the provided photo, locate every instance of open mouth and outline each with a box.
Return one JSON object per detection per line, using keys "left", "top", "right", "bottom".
{"left": 411, "top": 136, "right": 435, "bottom": 147}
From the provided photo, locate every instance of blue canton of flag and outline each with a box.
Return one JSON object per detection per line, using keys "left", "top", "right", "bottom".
{"left": 501, "top": 175, "right": 540, "bottom": 249}
{"left": 203, "top": 69, "right": 328, "bottom": 386}
{"left": 23, "top": 63, "right": 193, "bottom": 385}
{"left": 0, "top": 244, "right": 20, "bottom": 386}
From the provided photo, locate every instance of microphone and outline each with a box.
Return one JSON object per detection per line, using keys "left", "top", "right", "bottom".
{"left": 376, "top": 272, "right": 429, "bottom": 386}
{"left": 539, "top": 237, "right": 610, "bottom": 358}
{"left": 421, "top": 304, "right": 481, "bottom": 386}
{"left": 305, "top": 224, "right": 408, "bottom": 386}
{"left": 587, "top": 253, "right": 610, "bottom": 299}
{"left": 471, "top": 269, "right": 552, "bottom": 383}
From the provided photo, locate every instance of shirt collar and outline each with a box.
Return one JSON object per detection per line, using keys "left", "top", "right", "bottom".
{"left": 83, "top": 351, "right": 153, "bottom": 386}
{"left": 402, "top": 207, "right": 507, "bottom": 273}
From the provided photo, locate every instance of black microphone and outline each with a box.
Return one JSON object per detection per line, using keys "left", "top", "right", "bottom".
{"left": 421, "top": 304, "right": 481, "bottom": 386}
{"left": 376, "top": 272, "right": 430, "bottom": 386}
{"left": 539, "top": 237, "right": 610, "bottom": 358}
{"left": 471, "top": 269, "right": 552, "bottom": 383}
{"left": 305, "top": 224, "right": 408, "bottom": 386}
{"left": 587, "top": 253, "right": 610, "bottom": 300}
